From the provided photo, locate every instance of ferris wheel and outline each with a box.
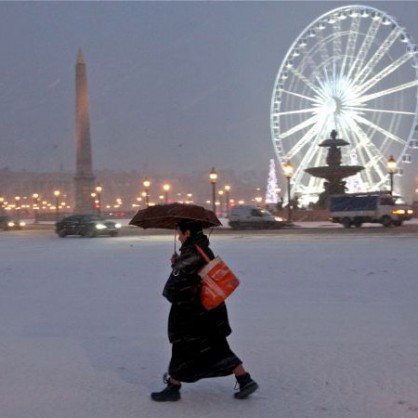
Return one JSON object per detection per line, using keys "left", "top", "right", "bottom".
{"left": 271, "top": 5, "right": 418, "bottom": 204}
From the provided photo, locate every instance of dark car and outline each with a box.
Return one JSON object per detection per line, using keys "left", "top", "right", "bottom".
{"left": 55, "top": 214, "right": 121, "bottom": 238}
{"left": 0, "top": 215, "right": 26, "bottom": 231}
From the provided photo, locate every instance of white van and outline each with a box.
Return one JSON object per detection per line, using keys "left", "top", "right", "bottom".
{"left": 228, "top": 205, "right": 284, "bottom": 229}
{"left": 330, "top": 193, "right": 414, "bottom": 228}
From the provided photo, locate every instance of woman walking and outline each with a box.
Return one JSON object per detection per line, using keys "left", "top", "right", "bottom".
{"left": 151, "top": 219, "right": 258, "bottom": 401}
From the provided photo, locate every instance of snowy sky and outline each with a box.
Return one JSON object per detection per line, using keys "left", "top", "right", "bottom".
{"left": 1, "top": 1, "right": 418, "bottom": 175}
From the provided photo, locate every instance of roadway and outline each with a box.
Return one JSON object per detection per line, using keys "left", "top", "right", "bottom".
{"left": 13, "top": 219, "right": 418, "bottom": 237}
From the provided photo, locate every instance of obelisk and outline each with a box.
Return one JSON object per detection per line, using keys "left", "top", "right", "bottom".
{"left": 74, "top": 49, "right": 95, "bottom": 214}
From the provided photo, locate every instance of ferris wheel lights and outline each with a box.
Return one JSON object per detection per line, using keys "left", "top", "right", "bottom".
{"left": 317, "top": 22, "right": 326, "bottom": 31}
{"left": 298, "top": 39, "right": 307, "bottom": 48}
{"left": 337, "top": 12, "right": 347, "bottom": 20}
{"left": 349, "top": 10, "right": 359, "bottom": 18}
{"left": 400, "top": 33, "right": 410, "bottom": 43}
{"left": 371, "top": 12, "right": 381, "bottom": 21}
{"left": 361, "top": 10, "right": 369, "bottom": 18}
{"left": 407, "top": 44, "right": 418, "bottom": 55}
{"left": 411, "top": 140, "right": 418, "bottom": 149}
{"left": 307, "top": 30, "right": 316, "bottom": 38}
{"left": 382, "top": 17, "right": 392, "bottom": 25}
{"left": 327, "top": 16, "right": 336, "bottom": 24}
{"left": 402, "top": 154, "right": 412, "bottom": 163}
{"left": 285, "top": 61, "right": 293, "bottom": 69}
{"left": 292, "top": 49, "right": 300, "bottom": 57}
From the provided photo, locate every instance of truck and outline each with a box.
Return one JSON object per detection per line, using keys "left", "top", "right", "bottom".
{"left": 329, "top": 193, "right": 414, "bottom": 228}
{"left": 228, "top": 205, "right": 285, "bottom": 229}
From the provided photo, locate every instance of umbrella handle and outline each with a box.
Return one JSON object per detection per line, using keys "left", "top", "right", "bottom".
{"left": 171, "top": 232, "right": 179, "bottom": 264}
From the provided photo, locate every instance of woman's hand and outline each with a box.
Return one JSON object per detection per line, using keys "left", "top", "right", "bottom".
{"left": 170, "top": 252, "right": 178, "bottom": 264}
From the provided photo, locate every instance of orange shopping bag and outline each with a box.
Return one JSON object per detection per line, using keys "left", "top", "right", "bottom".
{"left": 195, "top": 245, "right": 240, "bottom": 310}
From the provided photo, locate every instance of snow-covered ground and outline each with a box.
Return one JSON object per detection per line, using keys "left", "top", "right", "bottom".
{"left": 1, "top": 230, "right": 418, "bottom": 418}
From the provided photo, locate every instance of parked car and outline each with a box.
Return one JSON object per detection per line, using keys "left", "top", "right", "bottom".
{"left": 0, "top": 215, "right": 26, "bottom": 230}
{"left": 228, "top": 205, "right": 285, "bottom": 229}
{"left": 55, "top": 214, "right": 122, "bottom": 237}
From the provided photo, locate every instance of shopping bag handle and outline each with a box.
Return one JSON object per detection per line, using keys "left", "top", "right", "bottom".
{"left": 195, "top": 244, "right": 211, "bottom": 264}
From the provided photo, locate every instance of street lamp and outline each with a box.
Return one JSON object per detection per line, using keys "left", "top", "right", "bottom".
{"left": 91, "top": 192, "right": 96, "bottom": 212}
{"left": 163, "top": 183, "right": 170, "bottom": 204}
{"left": 32, "top": 193, "right": 40, "bottom": 223}
{"left": 283, "top": 161, "right": 294, "bottom": 223}
{"left": 224, "top": 185, "right": 231, "bottom": 218}
{"left": 387, "top": 155, "right": 397, "bottom": 195}
{"left": 143, "top": 178, "right": 151, "bottom": 207}
{"left": 255, "top": 187, "right": 262, "bottom": 207}
{"left": 218, "top": 190, "right": 224, "bottom": 217}
{"left": 15, "top": 196, "right": 21, "bottom": 219}
{"left": 54, "top": 190, "right": 60, "bottom": 221}
{"left": 209, "top": 167, "right": 218, "bottom": 214}
{"left": 135, "top": 196, "right": 143, "bottom": 208}
{"left": 95, "top": 184, "right": 102, "bottom": 216}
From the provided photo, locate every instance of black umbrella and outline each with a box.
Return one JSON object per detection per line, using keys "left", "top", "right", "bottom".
{"left": 129, "top": 203, "right": 222, "bottom": 230}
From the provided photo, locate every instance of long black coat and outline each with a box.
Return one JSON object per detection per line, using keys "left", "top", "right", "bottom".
{"left": 162, "top": 233, "right": 232, "bottom": 344}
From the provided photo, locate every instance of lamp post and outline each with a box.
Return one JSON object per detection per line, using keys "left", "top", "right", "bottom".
{"left": 224, "top": 185, "right": 231, "bottom": 218}
{"left": 163, "top": 183, "right": 170, "bottom": 204}
{"left": 90, "top": 192, "right": 96, "bottom": 212}
{"left": 218, "top": 190, "right": 224, "bottom": 217}
{"left": 135, "top": 196, "right": 143, "bottom": 208}
{"left": 32, "top": 193, "right": 39, "bottom": 223}
{"left": 387, "top": 155, "right": 397, "bottom": 195}
{"left": 143, "top": 178, "right": 151, "bottom": 207}
{"left": 209, "top": 167, "right": 218, "bottom": 214}
{"left": 254, "top": 187, "right": 262, "bottom": 207}
{"left": 14, "top": 196, "right": 21, "bottom": 219}
{"left": 283, "top": 161, "right": 294, "bottom": 223}
{"left": 54, "top": 190, "right": 60, "bottom": 221}
{"left": 95, "top": 184, "right": 102, "bottom": 216}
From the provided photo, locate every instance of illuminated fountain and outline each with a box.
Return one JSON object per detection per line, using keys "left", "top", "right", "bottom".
{"left": 305, "top": 130, "right": 364, "bottom": 209}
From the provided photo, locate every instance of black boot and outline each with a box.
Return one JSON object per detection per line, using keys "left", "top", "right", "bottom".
{"left": 151, "top": 375, "right": 181, "bottom": 402}
{"left": 234, "top": 373, "right": 259, "bottom": 399}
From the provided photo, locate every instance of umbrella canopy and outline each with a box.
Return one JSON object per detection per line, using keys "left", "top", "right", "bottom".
{"left": 129, "top": 203, "right": 222, "bottom": 229}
